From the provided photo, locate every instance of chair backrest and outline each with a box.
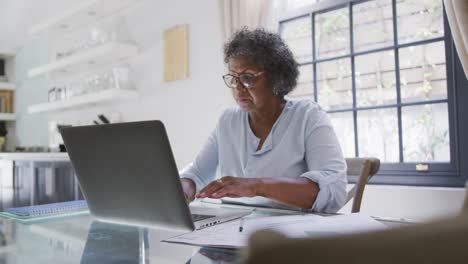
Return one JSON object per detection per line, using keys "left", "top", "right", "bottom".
{"left": 345, "top": 157, "right": 380, "bottom": 213}
{"left": 463, "top": 181, "right": 468, "bottom": 214}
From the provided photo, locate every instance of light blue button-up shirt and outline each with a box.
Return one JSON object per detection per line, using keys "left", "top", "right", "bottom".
{"left": 180, "top": 99, "right": 347, "bottom": 213}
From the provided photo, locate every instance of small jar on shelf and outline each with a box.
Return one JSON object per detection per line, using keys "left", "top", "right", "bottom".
{"left": 51, "top": 16, "right": 134, "bottom": 61}
{"left": 48, "top": 88, "right": 56, "bottom": 102}
{"left": 48, "top": 66, "right": 134, "bottom": 102}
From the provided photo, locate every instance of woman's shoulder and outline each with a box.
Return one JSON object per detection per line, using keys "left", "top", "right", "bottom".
{"left": 286, "top": 98, "right": 324, "bottom": 115}
{"left": 286, "top": 98, "right": 329, "bottom": 129}
{"left": 218, "top": 106, "right": 243, "bottom": 123}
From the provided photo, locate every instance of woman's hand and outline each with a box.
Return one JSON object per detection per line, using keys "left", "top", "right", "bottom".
{"left": 198, "top": 176, "right": 319, "bottom": 209}
{"left": 196, "top": 176, "right": 262, "bottom": 199}
{"left": 181, "top": 178, "right": 196, "bottom": 202}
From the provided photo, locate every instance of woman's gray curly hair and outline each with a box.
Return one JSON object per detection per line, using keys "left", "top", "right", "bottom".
{"left": 223, "top": 27, "right": 299, "bottom": 97}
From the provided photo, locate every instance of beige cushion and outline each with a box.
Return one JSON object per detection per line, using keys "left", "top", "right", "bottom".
{"left": 243, "top": 212, "right": 468, "bottom": 264}
{"left": 242, "top": 183, "right": 468, "bottom": 264}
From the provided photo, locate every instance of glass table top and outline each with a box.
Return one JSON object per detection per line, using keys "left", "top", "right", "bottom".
{"left": 0, "top": 201, "right": 402, "bottom": 264}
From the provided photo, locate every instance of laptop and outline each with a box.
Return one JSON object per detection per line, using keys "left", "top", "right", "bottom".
{"left": 60, "top": 120, "right": 250, "bottom": 232}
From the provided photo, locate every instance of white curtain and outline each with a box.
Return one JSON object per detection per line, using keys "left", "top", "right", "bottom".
{"left": 219, "top": 0, "right": 279, "bottom": 41}
{"left": 444, "top": 0, "right": 468, "bottom": 77}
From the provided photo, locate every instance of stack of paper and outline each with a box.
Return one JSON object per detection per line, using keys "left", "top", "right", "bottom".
{"left": 164, "top": 213, "right": 388, "bottom": 248}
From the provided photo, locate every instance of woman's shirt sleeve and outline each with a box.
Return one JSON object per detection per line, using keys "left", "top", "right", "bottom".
{"left": 179, "top": 126, "right": 219, "bottom": 193}
{"left": 299, "top": 110, "right": 348, "bottom": 213}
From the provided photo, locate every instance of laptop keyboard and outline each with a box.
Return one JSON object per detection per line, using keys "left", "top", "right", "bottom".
{"left": 191, "top": 214, "right": 215, "bottom": 222}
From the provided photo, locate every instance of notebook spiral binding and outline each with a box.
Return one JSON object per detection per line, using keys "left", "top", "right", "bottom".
{"left": 5, "top": 200, "right": 88, "bottom": 217}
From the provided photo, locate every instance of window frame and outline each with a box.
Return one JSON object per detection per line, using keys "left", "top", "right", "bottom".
{"left": 278, "top": 0, "right": 468, "bottom": 187}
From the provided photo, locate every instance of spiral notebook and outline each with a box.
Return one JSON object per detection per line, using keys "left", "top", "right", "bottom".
{"left": 0, "top": 200, "right": 89, "bottom": 222}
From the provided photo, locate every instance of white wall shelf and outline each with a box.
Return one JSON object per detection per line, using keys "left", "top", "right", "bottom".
{"left": 0, "top": 152, "right": 69, "bottom": 161}
{"left": 28, "top": 89, "right": 138, "bottom": 114}
{"left": 0, "top": 113, "right": 16, "bottom": 121}
{"left": 28, "top": 42, "right": 138, "bottom": 78}
{"left": 0, "top": 82, "right": 15, "bottom": 90}
{"left": 28, "top": 0, "right": 139, "bottom": 35}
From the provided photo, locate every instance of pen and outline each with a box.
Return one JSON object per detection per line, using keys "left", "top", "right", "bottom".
{"left": 98, "top": 114, "right": 110, "bottom": 124}
{"left": 239, "top": 218, "right": 244, "bottom": 232}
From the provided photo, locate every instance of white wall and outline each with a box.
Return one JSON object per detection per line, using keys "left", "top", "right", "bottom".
{"left": 340, "top": 185, "right": 466, "bottom": 221}
{"left": 14, "top": 0, "right": 466, "bottom": 221}
{"left": 0, "top": 0, "right": 77, "bottom": 52}
{"left": 15, "top": 38, "right": 50, "bottom": 148}
{"left": 4, "top": 55, "right": 17, "bottom": 151}
{"left": 41, "top": 0, "right": 236, "bottom": 168}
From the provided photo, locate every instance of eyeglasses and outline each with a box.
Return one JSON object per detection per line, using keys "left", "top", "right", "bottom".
{"left": 222, "top": 72, "right": 265, "bottom": 89}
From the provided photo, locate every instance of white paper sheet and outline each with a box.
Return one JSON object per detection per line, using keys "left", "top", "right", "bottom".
{"left": 163, "top": 213, "right": 388, "bottom": 248}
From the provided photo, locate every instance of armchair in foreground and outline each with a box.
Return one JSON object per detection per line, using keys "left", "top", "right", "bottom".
{"left": 243, "top": 184, "right": 468, "bottom": 264}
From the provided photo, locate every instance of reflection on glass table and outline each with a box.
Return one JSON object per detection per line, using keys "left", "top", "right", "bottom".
{"left": 80, "top": 221, "right": 148, "bottom": 264}
{"left": 0, "top": 201, "right": 406, "bottom": 264}
{"left": 188, "top": 247, "right": 238, "bottom": 264}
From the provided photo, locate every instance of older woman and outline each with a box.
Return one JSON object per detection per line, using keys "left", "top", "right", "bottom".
{"left": 180, "top": 28, "right": 347, "bottom": 213}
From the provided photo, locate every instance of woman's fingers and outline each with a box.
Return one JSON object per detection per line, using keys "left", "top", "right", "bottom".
{"left": 198, "top": 181, "right": 222, "bottom": 195}
{"left": 209, "top": 177, "right": 260, "bottom": 198}
{"left": 197, "top": 178, "right": 231, "bottom": 198}
{"left": 210, "top": 186, "right": 237, "bottom": 198}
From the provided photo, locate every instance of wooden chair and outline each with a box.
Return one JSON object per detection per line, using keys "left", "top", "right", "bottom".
{"left": 345, "top": 157, "right": 380, "bottom": 213}
{"left": 463, "top": 182, "right": 468, "bottom": 212}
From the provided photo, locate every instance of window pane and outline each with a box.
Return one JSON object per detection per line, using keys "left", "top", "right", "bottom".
{"left": 284, "top": 0, "right": 325, "bottom": 12}
{"left": 355, "top": 51, "right": 396, "bottom": 107}
{"left": 288, "top": 64, "right": 314, "bottom": 98}
{"left": 353, "top": 0, "right": 394, "bottom": 52}
{"left": 280, "top": 16, "right": 312, "bottom": 63}
{"left": 329, "top": 111, "right": 355, "bottom": 158}
{"left": 402, "top": 103, "right": 450, "bottom": 162}
{"left": 315, "top": 7, "right": 350, "bottom": 59}
{"left": 397, "top": 0, "right": 444, "bottom": 44}
{"left": 399, "top": 41, "right": 447, "bottom": 103}
{"left": 358, "top": 108, "right": 399, "bottom": 162}
{"left": 316, "top": 59, "right": 352, "bottom": 110}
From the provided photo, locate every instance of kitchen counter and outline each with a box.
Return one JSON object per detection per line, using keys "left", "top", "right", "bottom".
{"left": 0, "top": 152, "right": 69, "bottom": 161}
{"left": 0, "top": 152, "right": 76, "bottom": 206}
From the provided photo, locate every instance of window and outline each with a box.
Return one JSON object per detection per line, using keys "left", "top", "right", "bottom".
{"left": 279, "top": 0, "right": 468, "bottom": 186}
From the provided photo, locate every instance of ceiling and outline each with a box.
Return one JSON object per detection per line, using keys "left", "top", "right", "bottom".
{"left": 0, "top": 0, "right": 76, "bottom": 54}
